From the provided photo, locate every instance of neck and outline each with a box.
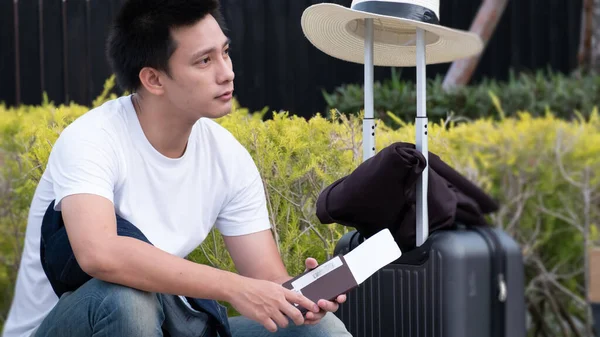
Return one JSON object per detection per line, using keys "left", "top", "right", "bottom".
{"left": 131, "top": 92, "right": 194, "bottom": 159}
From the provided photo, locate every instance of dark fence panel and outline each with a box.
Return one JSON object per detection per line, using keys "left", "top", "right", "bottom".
{"left": 0, "top": 0, "right": 16, "bottom": 106}
{"left": 18, "top": 0, "right": 41, "bottom": 105}
{"left": 41, "top": 0, "right": 64, "bottom": 103}
{"left": 0, "top": 0, "right": 584, "bottom": 118}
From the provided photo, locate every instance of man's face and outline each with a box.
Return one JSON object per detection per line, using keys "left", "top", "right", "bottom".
{"left": 161, "top": 15, "right": 234, "bottom": 121}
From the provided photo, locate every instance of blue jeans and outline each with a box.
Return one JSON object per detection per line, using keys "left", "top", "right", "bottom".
{"left": 32, "top": 278, "right": 350, "bottom": 337}
{"left": 35, "top": 201, "right": 352, "bottom": 337}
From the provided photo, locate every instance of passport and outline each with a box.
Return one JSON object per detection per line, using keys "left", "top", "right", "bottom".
{"left": 282, "top": 228, "right": 402, "bottom": 313}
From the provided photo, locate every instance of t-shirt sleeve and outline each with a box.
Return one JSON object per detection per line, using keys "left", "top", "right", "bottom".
{"left": 215, "top": 145, "right": 272, "bottom": 236}
{"left": 47, "top": 126, "right": 120, "bottom": 211}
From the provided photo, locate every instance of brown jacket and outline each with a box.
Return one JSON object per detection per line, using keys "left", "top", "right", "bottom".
{"left": 316, "top": 142, "right": 499, "bottom": 251}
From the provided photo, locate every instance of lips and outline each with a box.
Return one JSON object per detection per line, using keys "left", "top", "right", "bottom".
{"left": 216, "top": 90, "right": 233, "bottom": 99}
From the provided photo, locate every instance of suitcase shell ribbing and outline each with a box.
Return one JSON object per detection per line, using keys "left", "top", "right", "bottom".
{"left": 333, "top": 227, "right": 527, "bottom": 337}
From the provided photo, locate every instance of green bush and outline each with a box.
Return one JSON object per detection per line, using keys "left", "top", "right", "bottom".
{"left": 1, "top": 77, "right": 599, "bottom": 336}
{"left": 323, "top": 68, "right": 600, "bottom": 127}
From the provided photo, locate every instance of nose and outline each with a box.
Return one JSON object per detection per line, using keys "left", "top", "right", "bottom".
{"left": 217, "top": 56, "right": 235, "bottom": 84}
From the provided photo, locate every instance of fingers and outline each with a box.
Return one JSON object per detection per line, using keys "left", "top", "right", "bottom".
{"left": 277, "top": 286, "right": 346, "bottom": 329}
{"left": 305, "top": 309, "right": 326, "bottom": 321}
{"left": 259, "top": 305, "right": 292, "bottom": 332}
{"left": 318, "top": 299, "right": 340, "bottom": 313}
{"left": 279, "top": 301, "right": 306, "bottom": 326}
{"left": 289, "top": 289, "right": 319, "bottom": 313}
{"left": 306, "top": 296, "right": 344, "bottom": 319}
{"left": 260, "top": 316, "right": 278, "bottom": 333}
{"left": 283, "top": 289, "right": 319, "bottom": 317}
{"left": 304, "top": 257, "right": 318, "bottom": 271}
{"left": 271, "top": 308, "right": 291, "bottom": 330}
{"left": 280, "top": 291, "right": 311, "bottom": 326}
{"left": 304, "top": 297, "right": 345, "bottom": 325}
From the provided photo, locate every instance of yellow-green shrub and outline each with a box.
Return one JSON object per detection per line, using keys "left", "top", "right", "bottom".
{"left": 1, "top": 78, "right": 599, "bottom": 336}
{"left": 197, "top": 103, "right": 600, "bottom": 333}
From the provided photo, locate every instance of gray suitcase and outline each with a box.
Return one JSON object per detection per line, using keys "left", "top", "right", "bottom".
{"left": 321, "top": 16, "right": 527, "bottom": 337}
{"left": 333, "top": 224, "right": 527, "bottom": 337}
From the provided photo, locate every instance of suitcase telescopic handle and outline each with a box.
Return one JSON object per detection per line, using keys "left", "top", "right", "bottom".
{"left": 414, "top": 28, "right": 429, "bottom": 247}
{"left": 362, "top": 22, "right": 429, "bottom": 246}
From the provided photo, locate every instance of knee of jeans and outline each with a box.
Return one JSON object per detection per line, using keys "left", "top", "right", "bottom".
{"left": 229, "top": 312, "right": 351, "bottom": 337}
{"left": 313, "top": 312, "right": 352, "bottom": 337}
{"left": 92, "top": 279, "right": 164, "bottom": 328}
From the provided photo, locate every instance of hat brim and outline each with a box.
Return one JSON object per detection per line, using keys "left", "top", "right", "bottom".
{"left": 301, "top": 3, "right": 484, "bottom": 67}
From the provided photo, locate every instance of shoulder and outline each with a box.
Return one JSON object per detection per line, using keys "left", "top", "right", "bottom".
{"left": 52, "top": 97, "right": 131, "bottom": 156}
{"left": 48, "top": 97, "right": 130, "bottom": 176}
{"left": 59, "top": 97, "right": 129, "bottom": 140}
{"left": 44, "top": 97, "right": 132, "bottom": 207}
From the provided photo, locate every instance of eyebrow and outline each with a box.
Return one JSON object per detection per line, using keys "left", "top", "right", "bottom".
{"left": 191, "top": 38, "right": 231, "bottom": 60}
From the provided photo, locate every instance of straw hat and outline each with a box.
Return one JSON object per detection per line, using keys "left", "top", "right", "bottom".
{"left": 301, "top": 0, "right": 484, "bottom": 66}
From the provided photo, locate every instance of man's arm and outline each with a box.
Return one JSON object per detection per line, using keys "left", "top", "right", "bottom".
{"left": 61, "top": 193, "right": 236, "bottom": 300}
{"left": 61, "top": 193, "right": 319, "bottom": 332}
{"left": 223, "top": 229, "right": 291, "bottom": 284}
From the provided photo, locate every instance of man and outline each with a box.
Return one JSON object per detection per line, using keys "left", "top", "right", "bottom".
{"left": 2, "top": 0, "right": 351, "bottom": 336}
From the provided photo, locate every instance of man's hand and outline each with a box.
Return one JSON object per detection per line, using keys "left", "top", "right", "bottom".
{"left": 302, "top": 257, "right": 347, "bottom": 325}
{"left": 222, "top": 231, "right": 346, "bottom": 327}
{"left": 227, "top": 276, "right": 320, "bottom": 333}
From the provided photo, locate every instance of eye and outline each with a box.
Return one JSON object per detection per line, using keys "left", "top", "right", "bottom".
{"left": 224, "top": 46, "right": 231, "bottom": 56}
{"left": 194, "top": 57, "right": 210, "bottom": 66}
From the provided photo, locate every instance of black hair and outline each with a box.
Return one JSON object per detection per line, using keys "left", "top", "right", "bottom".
{"left": 106, "top": 0, "right": 227, "bottom": 92}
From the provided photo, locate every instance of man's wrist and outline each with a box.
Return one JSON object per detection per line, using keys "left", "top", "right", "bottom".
{"left": 273, "top": 274, "right": 293, "bottom": 285}
{"left": 217, "top": 270, "right": 243, "bottom": 302}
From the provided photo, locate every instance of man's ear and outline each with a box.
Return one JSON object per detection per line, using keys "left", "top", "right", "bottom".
{"left": 139, "top": 67, "right": 166, "bottom": 96}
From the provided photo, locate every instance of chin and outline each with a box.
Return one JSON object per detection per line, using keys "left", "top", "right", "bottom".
{"left": 204, "top": 104, "right": 233, "bottom": 119}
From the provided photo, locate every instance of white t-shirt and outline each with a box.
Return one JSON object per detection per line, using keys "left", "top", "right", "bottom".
{"left": 2, "top": 95, "right": 272, "bottom": 337}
